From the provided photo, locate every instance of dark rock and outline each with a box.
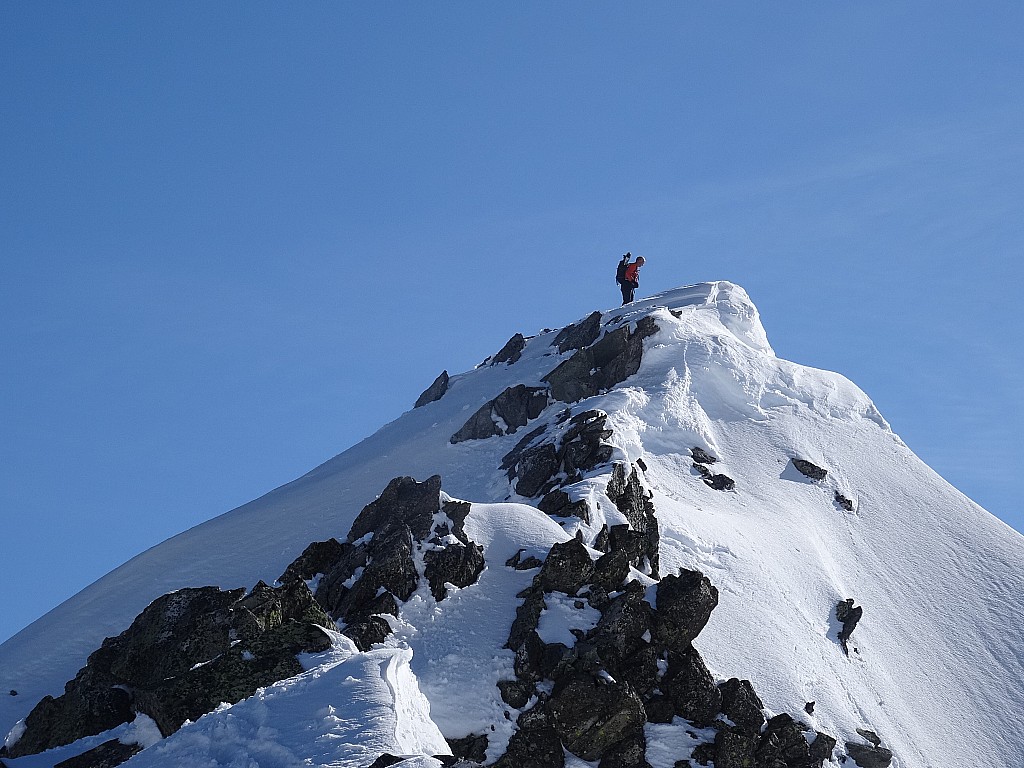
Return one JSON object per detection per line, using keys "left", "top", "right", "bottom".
{"left": 368, "top": 755, "right": 406, "bottom": 768}
{"left": 451, "top": 385, "right": 550, "bottom": 443}
{"left": 543, "top": 316, "right": 658, "bottom": 403}
{"left": 505, "top": 549, "right": 544, "bottom": 570}
{"left": 599, "top": 731, "right": 652, "bottom": 768}
{"left": 493, "top": 706, "right": 565, "bottom": 768}
{"left": 758, "top": 713, "right": 813, "bottom": 767}
{"left": 834, "top": 492, "right": 855, "bottom": 512}
{"left": 441, "top": 500, "right": 473, "bottom": 542}
{"left": 414, "top": 370, "right": 449, "bottom": 408}
{"left": 792, "top": 459, "right": 828, "bottom": 481}
{"left": 605, "top": 462, "right": 660, "bottom": 576}
{"left": 548, "top": 674, "right": 646, "bottom": 761}
{"left": 552, "top": 311, "right": 602, "bottom": 354}
{"left": 53, "top": 739, "right": 142, "bottom": 768}
{"left": 538, "top": 489, "right": 591, "bottom": 523}
{"left": 594, "top": 524, "right": 611, "bottom": 553}
{"left": 424, "top": 542, "right": 485, "bottom": 601}
{"left": 718, "top": 678, "right": 765, "bottom": 734}
{"left": 856, "top": 729, "right": 881, "bottom": 747}
{"left": 846, "top": 741, "right": 893, "bottom": 768}
{"left": 344, "top": 615, "right": 393, "bottom": 651}
{"left": 448, "top": 733, "right": 489, "bottom": 763}
{"left": 513, "top": 631, "right": 548, "bottom": 684}
{"left": 502, "top": 411, "right": 613, "bottom": 499}
{"left": 644, "top": 694, "right": 676, "bottom": 724}
{"left": 536, "top": 539, "right": 595, "bottom": 595}
{"left": 690, "top": 742, "right": 716, "bottom": 766}
{"left": 713, "top": 729, "right": 758, "bottom": 768}
{"left": 592, "top": 548, "right": 631, "bottom": 592}
{"left": 10, "top": 578, "right": 339, "bottom": 758}
{"left": 508, "top": 442, "right": 560, "bottom": 499}
{"left": 654, "top": 569, "right": 719, "bottom": 651}
{"left": 693, "top": 462, "right": 736, "bottom": 491}
{"left": 322, "top": 525, "right": 419, "bottom": 621}
{"left": 347, "top": 475, "right": 442, "bottom": 543}
{"left": 277, "top": 538, "right": 346, "bottom": 585}
{"left": 805, "top": 701, "right": 815, "bottom": 715}
{"left": 836, "top": 599, "right": 863, "bottom": 656}
{"left": 497, "top": 678, "right": 534, "bottom": 709}
{"left": 506, "top": 588, "right": 546, "bottom": 651}
{"left": 492, "top": 333, "right": 527, "bottom": 365}
{"left": 808, "top": 732, "right": 837, "bottom": 765}
{"left": 661, "top": 646, "right": 722, "bottom": 725}
{"left": 691, "top": 447, "right": 717, "bottom": 465}
{"left": 590, "top": 587, "right": 654, "bottom": 680}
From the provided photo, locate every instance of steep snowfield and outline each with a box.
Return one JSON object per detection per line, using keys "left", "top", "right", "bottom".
{"left": 2, "top": 281, "right": 1022, "bottom": 768}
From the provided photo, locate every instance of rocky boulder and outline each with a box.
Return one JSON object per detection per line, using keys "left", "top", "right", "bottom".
{"left": 836, "top": 598, "right": 863, "bottom": 656}
{"left": 493, "top": 706, "right": 565, "bottom": 768}
{"left": 492, "top": 333, "right": 527, "bottom": 365}
{"left": 653, "top": 569, "right": 718, "bottom": 651}
{"left": 846, "top": 741, "right": 894, "bottom": 768}
{"left": 544, "top": 316, "right": 658, "bottom": 403}
{"left": 414, "top": 370, "right": 449, "bottom": 408}
{"left": 502, "top": 410, "right": 614, "bottom": 499}
{"left": 551, "top": 311, "right": 603, "bottom": 354}
{"left": 451, "top": 385, "right": 550, "bottom": 443}
{"left": 347, "top": 475, "right": 443, "bottom": 542}
{"left": 536, "top": 538, "right": 595, "bottom": 595}
{"left": 605, "top": 462, "right": 660, "bottom": 576}
{"left": 718, "top": 678, "right": 765, "bottom": 734}
{"left": 792, "top": 458, "right": 828, "bottom": 481}
{"left": 547, "top": 674, "right": 646, "bottom": 761}
{"left": 53, "top": 739, "right": 142, "bottom": 768}
{"left": 660, "top": 646, "right": 722, "bottom": 725}
{"left": 424, "top": 541, "right": 485, "bottom": 600}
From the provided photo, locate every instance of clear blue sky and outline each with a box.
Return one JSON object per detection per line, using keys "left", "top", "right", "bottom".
{"left": 2, "top": 3, "right": 1022, "bottom": 645}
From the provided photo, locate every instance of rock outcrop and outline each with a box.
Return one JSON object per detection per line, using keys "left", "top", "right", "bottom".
{"left": 544, "top": 316, "right": 658, "bottom": 403}
{"left": 792, "top": 458, "right": 828, "bottom": 481}
{"left": 497, "top": 535, "right": 836, "bottom": 768}
{"left": 414, "top": 370, "right": 450, "bottom": 408}
{"left": 451, "top": 385, "right": 550, "bottom": 443}
{"left": 7, "top": 581, "right": 332, "bottom": 758}
{"left": 836, "top": 598, "right": 863, "bottom": 656}
{"left": 502, "top": 410, "right": 613, "bottom": 500}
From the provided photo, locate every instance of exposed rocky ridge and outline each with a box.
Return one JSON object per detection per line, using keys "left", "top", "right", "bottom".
{"left": 4, "top": 475, "right": 485, "bottom": 767}
{"left": 6, "top": 581, "right": 333, "bottom": 759}
{"left": 494, "top": 531, "right": 837, "bottom": 768}
{"left": 543, "top": 315, "right": 658, "bottom": 403}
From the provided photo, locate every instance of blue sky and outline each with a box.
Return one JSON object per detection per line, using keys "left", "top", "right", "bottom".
{"left": 2, "top": 3, "right": 1022, "bottom": 645}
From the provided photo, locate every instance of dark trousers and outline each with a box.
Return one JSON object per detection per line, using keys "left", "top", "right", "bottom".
{"left": 620, "top": 280, "right": 638, "bottom": 305}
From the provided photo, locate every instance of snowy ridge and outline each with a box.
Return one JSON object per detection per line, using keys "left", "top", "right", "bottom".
{"left": 2, "top": 281, "right": 1022, "bottom": 768}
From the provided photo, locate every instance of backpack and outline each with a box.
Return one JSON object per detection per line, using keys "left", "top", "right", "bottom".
{"left": 615, "top": 253, "right": 630, "bottom": 284}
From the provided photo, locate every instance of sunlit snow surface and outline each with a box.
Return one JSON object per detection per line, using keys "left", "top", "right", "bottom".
{"left": 2, "top": 282, "right": 1022, "bottom": 768}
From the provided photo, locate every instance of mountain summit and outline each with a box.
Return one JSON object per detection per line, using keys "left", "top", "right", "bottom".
{"left": 2, "top": 282, "right": 1022, "bottom": 768}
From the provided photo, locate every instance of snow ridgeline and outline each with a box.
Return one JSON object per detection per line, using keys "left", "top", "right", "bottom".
{"left": 1, "top": 281, "right": 1022, "bottom": 768}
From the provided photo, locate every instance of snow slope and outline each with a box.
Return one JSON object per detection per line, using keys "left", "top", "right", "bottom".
{"left": 2, "top": 281, "right": 1022, "bottom": 768}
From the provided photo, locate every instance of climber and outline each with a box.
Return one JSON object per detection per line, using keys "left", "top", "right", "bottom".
{"left": 619, "top": 255, "right": 645, "bottom": 305}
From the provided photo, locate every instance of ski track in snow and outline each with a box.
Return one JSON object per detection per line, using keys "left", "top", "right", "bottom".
{"left": 2, "top": 281, "right": 1022, "bottom": 768}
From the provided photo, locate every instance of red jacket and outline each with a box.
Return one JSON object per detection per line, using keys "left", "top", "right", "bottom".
{"left": 624, "top": 261, "right": 641, "bottom": 283}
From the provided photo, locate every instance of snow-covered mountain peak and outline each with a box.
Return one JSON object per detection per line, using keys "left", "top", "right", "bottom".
{"left": 2, "top": 282, "right": 1022, "bottom": 768}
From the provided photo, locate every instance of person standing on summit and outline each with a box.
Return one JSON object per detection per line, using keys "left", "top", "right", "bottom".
{"left": 618, "top": 254, "right": 645, "bottom": 305}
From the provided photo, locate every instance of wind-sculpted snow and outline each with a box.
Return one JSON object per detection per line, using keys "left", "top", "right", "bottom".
{"left": 2, "top": 281, "right": 1022, "bottom": 768}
